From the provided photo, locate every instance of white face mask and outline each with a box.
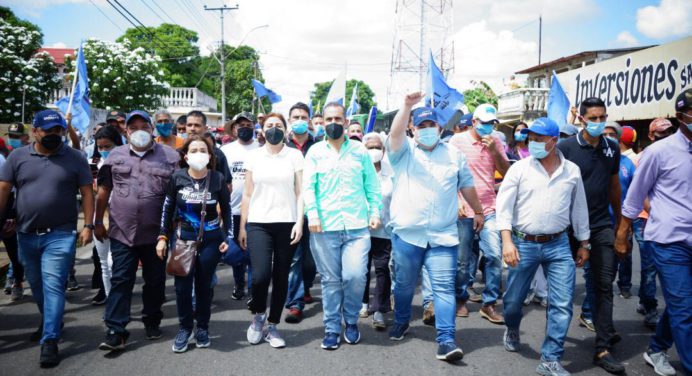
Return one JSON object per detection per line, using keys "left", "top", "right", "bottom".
{"left": 129, "top": 130, "right": 152, "bottom": 148}
{"left": 368, "top": 148, "right": 383, "bottom": 163}
{"left": 187, "top": 152, "right": 210, "bottom": 171}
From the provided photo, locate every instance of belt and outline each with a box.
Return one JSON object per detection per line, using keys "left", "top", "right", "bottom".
{"left": 33, "top": 228, "right": 53, "bottom": 236}
{"left": 513, "top": 229, "right": 565, "bottom": 243}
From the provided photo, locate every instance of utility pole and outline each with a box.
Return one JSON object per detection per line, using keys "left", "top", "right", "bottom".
{"left": 205, "top": 3, "right": 239, "bottom": 123}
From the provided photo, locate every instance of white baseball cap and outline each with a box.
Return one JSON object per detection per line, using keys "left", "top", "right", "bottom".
{"left": 473, "top": 103, "right": 498, "bottom": 123}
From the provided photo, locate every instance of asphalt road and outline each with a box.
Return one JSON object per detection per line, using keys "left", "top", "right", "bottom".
{"left": 0, "top": 243, "right": 683, "bottom": 376}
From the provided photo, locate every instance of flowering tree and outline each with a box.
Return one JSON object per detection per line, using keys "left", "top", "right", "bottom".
{"left": 0, "top": 16, "right": 61, "bottom": 123}
{"left": 71, "top": 38, "right": 169, "bottom": 112}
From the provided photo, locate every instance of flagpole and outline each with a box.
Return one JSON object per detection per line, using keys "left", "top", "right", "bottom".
{"left": 66, "top": 47, "right": 80, "bottom": 116}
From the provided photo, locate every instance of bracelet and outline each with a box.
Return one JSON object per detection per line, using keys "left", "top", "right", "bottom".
{"left": 157, "top": 235, "right": 168, "bottom": 242}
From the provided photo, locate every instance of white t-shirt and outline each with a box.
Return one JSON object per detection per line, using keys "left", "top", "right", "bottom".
{"left": 245, "top": 146, "right": 304, "bottom": 223}
{"left": 221, "top": 140, "right": 259, "bottom": 215}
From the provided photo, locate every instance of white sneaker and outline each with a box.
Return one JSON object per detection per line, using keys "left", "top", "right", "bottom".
{"left": 644, "top": 350, "right": 677, "bottom": 376}
{"left": 247, "top": 312, "right": 266, "bottom": 345}
{"left": 359, "top": 303, "right": 369, "bottom": 318}
{"left": 264, "top": 324, "right": 286, "bottom": 348}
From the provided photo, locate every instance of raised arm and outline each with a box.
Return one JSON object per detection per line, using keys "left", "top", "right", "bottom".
{"left": 389, "top": 92, "right": 424, "bottom": 154}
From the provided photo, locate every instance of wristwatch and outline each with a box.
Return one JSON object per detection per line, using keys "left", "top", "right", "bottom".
{"left": 84, "top": 224, "right": 95, "bottom": 230}
{"left": 580, "top": 243, "right": 592, "bottom": 251}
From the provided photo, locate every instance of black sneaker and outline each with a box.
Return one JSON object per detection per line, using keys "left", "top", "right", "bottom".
{"left": 39, "top": 339, "right": 60, "bottom": 368}
{"left": 91, "top": 290, "right": 107, "bottom": 306}
{"left": 145, "top": 325, "right": 162, "bottom": 340}
{"left": 436, "top": 342, "right": 464, "bottom": 362}
{"left": 593, "top": 351, "right": 625, "bottom": 374}
{"left": 231, "top": 287, "right": 245, "bottom": 300}
{"left": 619, "top": 289, "right": 632, "bottom": 299}
{"left": 4, "top": 277, "right": 14, "bottom": 295}
{"left": 66, "top": 275, "right": 81, "bottom": 291}
{"left": 99, "top": 330, "right": 129, "bottom": 351}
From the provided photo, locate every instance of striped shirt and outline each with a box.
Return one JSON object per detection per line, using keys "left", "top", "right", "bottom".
{"left": 449, "top": 131, "right": 508, "bottom": 217}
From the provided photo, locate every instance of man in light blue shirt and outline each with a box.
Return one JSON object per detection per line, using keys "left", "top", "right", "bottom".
{"left": 386, "top": 92, "right": 484, "bottom": 362}
{"left": 303, "top": 102, "right": 382, "bottom": 350}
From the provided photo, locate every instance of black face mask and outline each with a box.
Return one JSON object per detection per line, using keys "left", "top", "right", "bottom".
{"left": 264, "top": 127, "right": 285, "bottom": 145}
{"left": 325, "top": 123, "right": 344, "bottom": 139}
{"left": 237, "top": 127, "right": 254, "bottom": 142}
{"left": 40, "top": 134, "right": 63, "bottom": 151}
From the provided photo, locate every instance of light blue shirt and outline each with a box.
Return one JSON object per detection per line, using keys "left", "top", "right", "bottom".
{"left": 386, "top": 138, "right": 475, "bottom": 248}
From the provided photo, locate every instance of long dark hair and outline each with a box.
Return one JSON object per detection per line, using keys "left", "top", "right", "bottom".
{"left": 510, "top": 121, "right": 528, "bottom": 150}
{"left": 178, "top": 134, "right": 217, "bottom": 170}
{"left": 94, "top": 125, "right": 124, "bottom": 159}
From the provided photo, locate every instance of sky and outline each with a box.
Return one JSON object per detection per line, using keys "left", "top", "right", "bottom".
{"left": 4, "top": 0, "right": 691, "bottom": 113}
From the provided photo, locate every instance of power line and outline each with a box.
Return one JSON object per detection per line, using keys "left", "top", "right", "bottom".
{"left": 88, "top": 0, "right": 124, "bottom": 32}
{"left": 149, "top": 0, "right": 177, "bottom": 24}
{"left": 107, "top": 0, "right": 173, "bottom": 52}
{"left": 138, "top": 0, "right": 168, "bottom": 24}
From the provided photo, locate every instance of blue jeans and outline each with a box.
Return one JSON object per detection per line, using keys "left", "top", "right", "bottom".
{"left": 476, "top": 213, "right": 502, "bottom": 305}
{"left": 648, "top": 242, "right": 691, "bottom": 373}
{"left": 392, "top": 234, "right": 457, "bottom": 344}
{"left": 581, "top": 262, "right": 595, "bottom": 321}
{"left": 18, "top": 230, "right": 76, "bottom": 343}
{"left": 633, "top": 218, "right": 658, "bottom": 311}
{"left": 616, "top": 251, "right": 632, "bottom": 292}
{"left": 503, "top": 233, "right": 575, "bottom": 362}
{"left": 175, "top": 231, "right": 223, "bottom": 330}
{"left": 285, "top": 220, "right": 316, "bottom": 311}
{"left": 310, "top": 228, "right": 370, "bottom": 334}
{"left": 232, "top": 215, "right": 252, "bottom": 293}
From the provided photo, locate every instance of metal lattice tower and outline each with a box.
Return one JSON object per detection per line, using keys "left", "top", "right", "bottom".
{"left": 387, "top": 0, "right": 455, "bottom": 110}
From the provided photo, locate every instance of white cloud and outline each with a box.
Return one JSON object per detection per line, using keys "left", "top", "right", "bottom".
{"left": 636, "top": 0, "right": 692, "bottom": 39}
{"left": 48, "top": 41, "right": 68, "bottom": 48}
{"left": 614, "top": 31, "right": 639, "bottom": 47}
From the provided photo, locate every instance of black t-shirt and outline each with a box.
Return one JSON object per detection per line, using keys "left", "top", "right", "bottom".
{"left": 160, "top": 168, "right": 233, "bottom": 241}
{"left": 0, "top": 143, "right": 92, "bottom": 232}
{"left": 214, "top": 147, "right": 232, "bottom": 184}
{"left": 558, "top": 132, "right": 620, "bottom": 229}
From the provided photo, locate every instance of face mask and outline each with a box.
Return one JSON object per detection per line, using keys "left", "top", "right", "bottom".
{"left": 129, "top": 130, "right": 152, "bottom": 148}
{"left": 237, "top": 127, "right": 254, "bottom": 142}
{"left": 179, "top": 132, "right": 188, "bottom": 140}
{"left": 291, "top": 120, "right": 308, "bottom": 135}
{"left": 528, "top": 140, "right": 553, "bottom": 159}
{"left": 264, "top": 127, "right": 285, "bottom": 145}
{"left": 585, "top": 121, "right": 606, "bottom": 137}
{"left": 40, "top": 133, "right": 63, "bottom": 151}
{"left": 186, "top": 152, "right": 210, "bottom": 171}
{"left": 416, "top": 127, "right": 440, "bottom": 148}
{"left": 476, "top": 123, "right": 494, "bottom": 137}
{"left": 325, "top": 123, "right": 344, "bottom": 139}
{"left": 99, "top": 150, "right": 111, "bottom": 160}
{"left": 8, "top": 139, "right": 23, "bottom": 149}
{"left": 368, "top": 148, "right": 383, "bottom": 163}
{"left": 514, "top": 132, "right": 527, "bottom": 142}
{"left": 155, "top": 122, "right": 174, "bottom": 138}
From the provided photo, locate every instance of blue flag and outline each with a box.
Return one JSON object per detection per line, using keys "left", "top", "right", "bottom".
{"left": 56, "top": 43, "right": 91, "bottom": 134}
{"left": 547, "top": 71, "right": 570, "bottom": 131}
{"left": 325, "top": 71, "right": 346, "bottom": 106}
{"left": 365, "top": 106, "right": 377, "bottom": 133}
{"left": 425, "top": 51, "right": 464, "bottom": 126}
{"left": 252, "top": 79, "right": 282, "bottom": 104}
{"left": 346, "top": 83, "right": 360, "bottom": 118}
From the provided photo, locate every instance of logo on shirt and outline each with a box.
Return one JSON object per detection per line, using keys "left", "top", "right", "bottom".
{"left": 180, "top": 187, "right": 212, "bottom": 202}
{"left": 231, "top": 161, "right": 247, "bottom": 180}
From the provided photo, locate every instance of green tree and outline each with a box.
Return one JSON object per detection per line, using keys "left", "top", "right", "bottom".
{"left": 310, "top": 79, "right": 377, "bottom": 115}
{"left": 0, "top": 8, "right": 60, "bottom": 122}
{"left": 197, "top": 45, "right": 269, "bottom": 117}
{"left": 463, "top": 80, "right": 498, "bottom": 113}
{"left": 117, "top": 24, "right": 201, "bottom": 87}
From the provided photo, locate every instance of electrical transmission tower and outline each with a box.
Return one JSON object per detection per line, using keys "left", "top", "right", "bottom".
{"left": 388, "top": 0, "right": 455, "bottom": 110}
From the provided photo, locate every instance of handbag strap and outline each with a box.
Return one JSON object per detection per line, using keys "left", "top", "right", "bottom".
{"left": 196, "top": 174, "right": 211, "bottom": 243}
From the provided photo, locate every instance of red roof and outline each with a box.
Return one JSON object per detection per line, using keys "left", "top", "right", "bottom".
{"left": 37, "top": 47, "right": 76, "bottom": 65}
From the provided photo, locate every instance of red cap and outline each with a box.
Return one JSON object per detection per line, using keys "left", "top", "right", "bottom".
{"left": 620, "top": 126, "right": 637, "bottom": 146}
{"left": 649, "top": 118, "right": 673, "bottom": 134}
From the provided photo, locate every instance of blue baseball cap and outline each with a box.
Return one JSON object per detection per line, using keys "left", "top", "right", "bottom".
{"left": 412, "top": 107, "right": 438, "bottom": 127}
{"left": 521, "top": 117, "right": 559, "bottom": 137}
{"left": 458, "top": 113, "right": 473, "bottom": 127}
{"left": 32, "top": 109, "right": 67, "bottom": 130}
{"left": 126, "top": 110, "right": 152, "bottom": 125}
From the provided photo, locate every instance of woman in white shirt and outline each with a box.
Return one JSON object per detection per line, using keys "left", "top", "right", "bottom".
{"left": 239, "top": 113, "right": 304, "bottom": 348}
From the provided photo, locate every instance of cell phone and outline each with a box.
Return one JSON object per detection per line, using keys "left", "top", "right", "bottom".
{"left": 90, "top": 163, "right": 98, "bottom": 173}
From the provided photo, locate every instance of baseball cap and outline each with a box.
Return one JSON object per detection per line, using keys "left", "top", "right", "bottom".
{"left": 457, "top": 113, "right": 473, "bottom": 128}
{"left": 8, "top": 123, "right": 26, "bottom": 136}
{"left": 674, "top": 88, "right": 692, "bottom": 112}
{"left": 32, "top": 109, "right": 67, "bottom": 130}
{"left": 232, "top": 111, "right": 256, "bottom": 125}
{"left": 473, "top": 103, "right": 498, "bottom": 123}
{"left": 520, "top": 117, "right": 559, "bottom": 137}
{"left": 106, "top": 110, "right": 126, "bottom": 121}
{"left": 605, "top": 121, "right": 622, "bottom": 139}
{"left": 620, "top": 126, "right": 637, "bottom": 146}
{"left": 411, "top": 107, "right": 438, "bottom": 127}
{"left": 126, "top": 110, "right": 152, "bottom": 125}
{"left": 649, "top": 118, "right": 673, "bottom": 134}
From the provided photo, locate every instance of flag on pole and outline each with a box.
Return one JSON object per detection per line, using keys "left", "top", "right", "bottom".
{"left": 252, "top": 79, "right": 282, "bottom": 104}
{"left": 547, "top": 71, "right": 571, "bottom": 131}
{"left": 325, "top": 71, "right": 346, "bottom": 106}
{"left": 56, "top": 43, "right": 91, "bottom": 134}
{"left": 425, "top": 51, "right": 464, "bottom": 126}
{"left": 365, "top": 106, "right": 377, "bottom": 133}
{"left": 346, "top": 83, "right": 360, "bottom": 118}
